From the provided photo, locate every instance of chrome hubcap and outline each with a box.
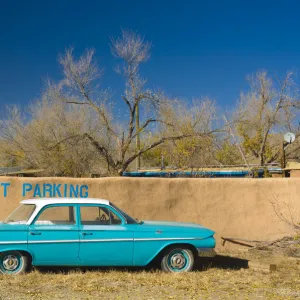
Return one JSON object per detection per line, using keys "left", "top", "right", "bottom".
{"left": 170, "top": 253, "right": 186, "bottom": 269}
{"left": 2, "top": 255, "right": 19, "bottom": 271}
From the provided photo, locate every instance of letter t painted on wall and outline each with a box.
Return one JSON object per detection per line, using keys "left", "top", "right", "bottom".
{"left": 1, "top": 183, "right": 10, "bottom": 197}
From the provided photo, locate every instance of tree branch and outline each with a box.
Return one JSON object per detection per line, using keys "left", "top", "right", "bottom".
{"left": 83, "top": 133, "right": 117, "bottom": 168}
{"left": 46, "top": 134, "right": 82, "bottom": 150}
{"left": 121, "top": 132, "right": 215, "bottom": 173}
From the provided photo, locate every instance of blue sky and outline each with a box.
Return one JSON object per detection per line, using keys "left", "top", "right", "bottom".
{"left": 1, "top": 0, "right": 300, "bottom": 111}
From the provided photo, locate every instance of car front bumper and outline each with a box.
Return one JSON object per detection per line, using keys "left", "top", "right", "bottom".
{"left": 197, "top": 248, "right": 216, "bottom": 257}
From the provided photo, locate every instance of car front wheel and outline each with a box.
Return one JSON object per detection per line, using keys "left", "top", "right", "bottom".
{"left": 0, "top": 251, "right": 29, "bottom": 275}
{"left": 161, "top": 247, "right": 194, "bottom": 273}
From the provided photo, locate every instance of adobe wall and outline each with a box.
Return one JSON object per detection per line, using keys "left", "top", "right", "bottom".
{"left": 0, "top": 177, "right": 299, "bottom": 249}
{"left": 290, "top": 170, "right": 300, "bottom": 178}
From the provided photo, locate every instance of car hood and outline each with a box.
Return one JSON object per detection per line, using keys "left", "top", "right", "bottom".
{"left": 139, "top": 220, "right": 215, "bottom": 235}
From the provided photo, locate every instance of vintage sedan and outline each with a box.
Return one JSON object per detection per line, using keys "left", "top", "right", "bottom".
{"left": 0, "top": 198, "right": 216, "bottom": 274}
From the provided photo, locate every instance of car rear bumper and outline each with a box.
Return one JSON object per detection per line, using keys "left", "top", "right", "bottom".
{"left": 197, "top": 248, "right": 216, "bottom": 257}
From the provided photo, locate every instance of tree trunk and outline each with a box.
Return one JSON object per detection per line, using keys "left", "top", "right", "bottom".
{"left": 259, "top": 154, "right": 264, "bottom": 166}
{"left": 135, "top": 103, "right": 141, "bottom": 170}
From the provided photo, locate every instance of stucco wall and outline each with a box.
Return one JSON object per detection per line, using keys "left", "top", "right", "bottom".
{"left": 0, "top": 177, "right": 299, "bottom": 248}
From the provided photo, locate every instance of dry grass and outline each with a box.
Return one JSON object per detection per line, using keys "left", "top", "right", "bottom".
{"left": 0, "top": 252, "right": 300, "bottom": 300}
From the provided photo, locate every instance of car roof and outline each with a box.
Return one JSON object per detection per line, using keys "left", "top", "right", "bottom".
{"left": 21, "top": 198, "right": 110, "bottom": 206}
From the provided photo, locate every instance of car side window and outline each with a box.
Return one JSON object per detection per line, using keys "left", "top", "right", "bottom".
{"left": 34, "top": 206, "right": 76, "bottom": 225}
{"left": 80, "top": 206, "right": 122, "bottom": 225}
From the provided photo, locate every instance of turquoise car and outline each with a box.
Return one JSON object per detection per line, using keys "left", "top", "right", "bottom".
{"left": 0, "top": 198, "right": 216, "bottom": 274}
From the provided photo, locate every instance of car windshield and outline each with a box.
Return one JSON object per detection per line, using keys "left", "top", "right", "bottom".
{"left": 109, "top": 202, "right": 139, "bottom": 224}
{"left": 3, "top": 204, "right": 36, "bottom": 224}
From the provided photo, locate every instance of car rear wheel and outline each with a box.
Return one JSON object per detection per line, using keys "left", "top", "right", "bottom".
{"left": 0, "top": 251, "right": 29, "bottom": 275}
{"left": 161, "top": 247, "right": 194, "bottom": 273}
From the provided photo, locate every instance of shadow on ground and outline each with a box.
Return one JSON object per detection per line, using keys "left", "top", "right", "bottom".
{"left": 35, "top": 254, "right": 249, "bottom": 274}
{"left": 195, "top": 254, "right": 249, "bottom": 270}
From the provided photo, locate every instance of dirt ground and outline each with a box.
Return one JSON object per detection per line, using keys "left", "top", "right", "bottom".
{"left": 0, "top": 250, "right": 299, "bottom": 300}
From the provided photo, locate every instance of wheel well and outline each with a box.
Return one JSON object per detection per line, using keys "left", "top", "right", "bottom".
{"left": 18, "top": 251, "right": 33, "bottom": 263}
{"left": 0, "top": 250, "right": 33, "bottom": 264}
{"left": 150, "top": 243, "right": 197, "bottom": 266}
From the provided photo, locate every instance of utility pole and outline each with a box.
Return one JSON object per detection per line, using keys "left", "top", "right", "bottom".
{"left": 281, "top": 132, "right": 296, "bottom": 178}
{"left": 136, "top": 103, "right": 141, "bottom": 170}
{"left": 161, "top": 154, "right": 165, "bottom": 170}
{"left": 281, "top": 141, "right": 286, "bottom": 177}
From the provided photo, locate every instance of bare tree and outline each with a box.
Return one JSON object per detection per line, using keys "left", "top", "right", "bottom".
{"left": 0, "top": 96, "right": 106, "bottom": 177}
{"left": 111, "top": 29, "right": 154, "bottom": 170}
{"left": 150, "top": 98, "right": 218, "bottom": 168}
{"left": 51, "top": 30, "right": 220, "bottom": 175}
{"left": 236, "top": 71, "right": 298, "bottom": 166}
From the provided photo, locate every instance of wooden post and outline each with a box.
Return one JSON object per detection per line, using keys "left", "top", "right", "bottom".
{"left": 281, "top": 141, "right": 286, "bottom": 177}
{"left": 248, "top": 261, "right": 277, "bottom": 272}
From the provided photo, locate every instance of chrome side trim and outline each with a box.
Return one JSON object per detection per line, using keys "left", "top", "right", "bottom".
{"left": 81, "top": 238, "right": 133, "bottom": 243}
{"left": 81, "top": 237, "right": 201, "bottom": 242}
{"left": 134, "top": 237, "right": 202, "bottom": 241}
{"left": 28, "top": 240, "right": 79, "bottom": 244}
{"left": 0, "top": 241, "right": 27, "bottom": 245}
{"left": 0, "top": 237, "right": 202, "bottom": 245}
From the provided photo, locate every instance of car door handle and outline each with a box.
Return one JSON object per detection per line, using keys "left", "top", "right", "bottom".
{"left": 30, "top": 232, "right": 41, "bottom": 235}
{"left": 82, "top": 232, "right": 93, "bottom": 236}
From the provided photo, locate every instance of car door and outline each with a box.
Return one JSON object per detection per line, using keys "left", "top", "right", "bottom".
{"left": 78, "top": 204, "right": 134, "bottom": 266}
{"left": 28, "top": 204, "right": 80, "bottom": 265}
